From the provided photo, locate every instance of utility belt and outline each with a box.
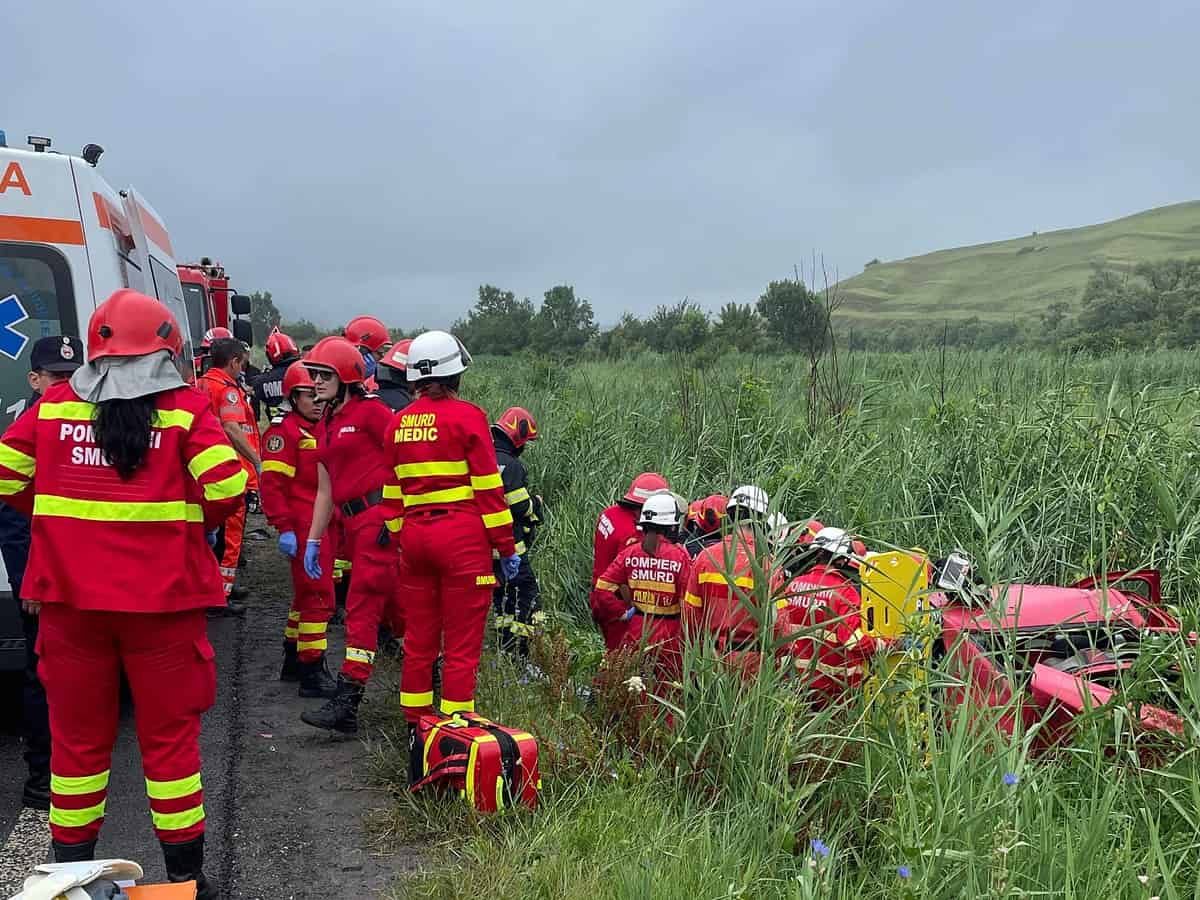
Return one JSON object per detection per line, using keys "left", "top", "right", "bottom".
{"left": 340, "top": 488, "right": 383, "bottom": 518}
{"left": 632, "top": 609, "right": 680, "bottom": 620}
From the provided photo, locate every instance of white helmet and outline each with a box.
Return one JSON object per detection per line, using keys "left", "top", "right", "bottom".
{"left": 406, "top": 330, "right": 472, "bottom": 382}
{"left": 639, "top": 492, "right": 683, "bottom": 529}
{"left": 728, "top": 484, "right": 769, "bottom": 517}
{"left": 767, "top": 511, "right": 790, "bottom": 542}
{"left": 811, "top": 526, "right": 853, "bottom": 560}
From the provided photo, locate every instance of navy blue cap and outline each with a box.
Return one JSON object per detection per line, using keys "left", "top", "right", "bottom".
{"left": 30, "top": 335, "right": 83, "bottom": 373}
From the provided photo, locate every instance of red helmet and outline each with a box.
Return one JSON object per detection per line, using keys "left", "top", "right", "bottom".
{"left": 344, "top": 315, "right": 390, "bottom": 353}
{"left": 493, "top": 407, "right": 538, "bottom": 449}
{"left": 381, "top": 338, "right": 413, "bottom": 372}
{"left": 794, "top": 519, "right": 825, "bottom": 546}
{"left": 201, "top": 326, "right": 233, "bottom": 350}
{"left": 305, "top": 336, "right": 366, "bottom": 385}
{"left": 87, "top": 290, "right": 183, "bottom": 363}
{"left": 686, "top": 494, "right": 728, "bottom": 534}
{"left": 622, "top": 472, "right": 670, "bottom": 505}
{"left": 265, "top": 327, "right": 300, "bottom": 365}
{"left": 282, "top": 360, "right": 316, "bottom": 399}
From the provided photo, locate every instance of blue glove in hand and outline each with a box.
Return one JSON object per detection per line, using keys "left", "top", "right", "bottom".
{"left": 278, "top": 530, "right": 298, "bottom": 558}
{"left": 303, "top": 540, "right": 323, "bottom": 579}
{"left": 621, "top": 606, "right": 637, "bottom": 622}
{"left": 206, "top": 530, "right": 219, "bottom": 548}
{"left": 502, "top": 553, "right": 521, "bottom": 581}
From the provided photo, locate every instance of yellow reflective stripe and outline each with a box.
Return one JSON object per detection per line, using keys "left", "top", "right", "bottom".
{"left": 635, "top": 601, "right": 680, "bottom": 616}
{"left": 504, "top": 487, "right": 531, "bottom": 505}
{"left": 298, "top": 621, "right": 326, "bottom": 635}
{"left": 297, "top": 639, "right": 327, "bottom": 651}
{"left": 345, "top": 646, "right": 375, "bottom": 664}
{"left": 697, "top": 572, "right": 754, "bottom": 589}
{"left": 334, "top": 559, "right": 351, "bottom": 570}
{"left": 287, "top": 611, "right": 301, "bottom": 622}
{"left": 151, "top": 805, "right": 205, "bottom": 832}
{"left": 514, "top": 540, "right": 527, "bottom": 555}
{"left": 204, "top": 470, "right": 247, "bottom": 501}
{"left": 595, "top": 579, "right": 619, "bottom": 592}
{"left": 188, "top": 443, "right": 238, "bottom": 479}
{"left": 629, "top": 578, "right": 678, "bottom": 592}
{"left": 34, "top": 495, "right": 202, "bottom": 523}
{"left": 385, "top": 516, "right": 403, "bottom": 533}
{"left": 298, "top": 438, "right": 317, "bottom": 449}
{"left": 0, "top": 443, "right": 36, "bottom": 477}
{"left": 152, "top": 409, "right": 195, "bottom": 430}
{"left": 284, "top": 625, "right": 299, "bottom": 639}
{"left": 52, "top": 770, "right": 110, "bottom": 795}
{"left": 382, "top": 484, "right": 405, "bottom": 499}
{"left": 401, "top": 690, "right": 434, "bottom": 708}
{"left": 684, "top": 591, "right": 702, "bottom": 607}
{"left": 440, "top": 698, "right": 475, "bottom": 715}
{"left": 470, "top": 472, "right": 503, "bottom": 492}
{"left": 38, "top": 400, "right": 95, "bottom": 421}
{"left": 50, "top": 801, "right": 106, "bottom": 828}
{"left": 482, "top": 509, "right": 513, "bottom": 529}
{"left": 145, "top": 773, "right": 202, "bottom": 800}
{"left": 404, "top": 486, "right": 474, "bottom": 507}
{"left": 393, "top": 460, "right": 469, "bottom": 478}
{"left": 261, "top": 459, "right": 296, "bottom": 477}
{"left": 0, "top": 479, "right": 28, "bottom": 495}
{"left": 776, "top": 598, "right": 790, "bottom": 610}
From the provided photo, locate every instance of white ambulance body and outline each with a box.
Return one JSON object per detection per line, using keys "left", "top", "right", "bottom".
{"left": 0, "top": 135, "right": 195, "bottom": 667}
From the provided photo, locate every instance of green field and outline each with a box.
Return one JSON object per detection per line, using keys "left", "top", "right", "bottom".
{"left": 378, "top": 351, "right": 1200, "bottom": 899}
{"left": 837, "top": 201, "right": 1200, "bottom": 323}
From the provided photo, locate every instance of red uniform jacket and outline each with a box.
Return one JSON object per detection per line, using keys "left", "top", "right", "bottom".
{"left": 260, "top": 411, "right": 322, "bottom": 535}
{"left": 596, "top": 540, "right": 691, "bottom": 617}
{"left": 382, "top": 395, "right": 515, "bottom": 556}
{"left": 683, "top": 528, "right": 782, "bottom": 649}
{"left": 199, "top": 367, "right": 260, "bottom": 491}
{"left": 0, "top": 382, "right": 247, "bottom": 612}
{"left": 319, "top": 394, "right": 394, "bottom": 506}
{"left": 780, "top": 563, "right": 876, "bottom": 696}
{"left": 591, "top": 503, "right": 639, "bottom": 583}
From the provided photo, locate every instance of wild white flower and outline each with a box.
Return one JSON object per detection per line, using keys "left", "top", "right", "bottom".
{"left": 1138, "top": 876, "right": 1150, "bottom": 886}
{"left": 625, "top": 675, "right": 646, "bottom": 694}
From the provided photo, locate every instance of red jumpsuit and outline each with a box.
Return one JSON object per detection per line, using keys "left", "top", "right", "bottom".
{"left": 260, "top": 411, "right": 334, "bottom": 663}
{"left": 319, "top": 393, "right": 398, "bottom": 683}
{"left": 779, "top": 563, "right": 876, "bottom": 703}
{"left": 387, "top": 396, "right": 515, "bottom": 722}
{"left": 199, "top": 368, "right": 260, "bottom": 597}
{"left": 595, "top": 539, "right": 691, "bottom": 680}
{"left": 0, "top": 383, "right": 246, "bottom": 847}
{"left": 589, "top": 503, "right": 640, "bottom": 649}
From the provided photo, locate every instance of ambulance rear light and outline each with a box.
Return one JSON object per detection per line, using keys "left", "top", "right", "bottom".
{"left": 28, "top": 135, "right": 51, "bottom": 153}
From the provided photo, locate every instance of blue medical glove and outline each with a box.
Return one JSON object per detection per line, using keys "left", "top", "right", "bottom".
{"left": 303, "top": 540, "right": 323, "bottom": 579}
{"left": 361, "top": 349, "right": 377, "bottom": 378}
{"left": 206, "top": 530, "right": 219, "bottom": 548}
{"left": 621, "top": 606, "right": 637, "bottom": 622}
{"left": 502, "top": 553, "right": 521, "bottom": 581}
{"left": 278, "top": 530, "right": 298, "bottom": 558}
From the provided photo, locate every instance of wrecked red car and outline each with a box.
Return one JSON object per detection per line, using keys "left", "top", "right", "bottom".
{"left": 932, "top": 565, "right": 1191, "bottom": 748}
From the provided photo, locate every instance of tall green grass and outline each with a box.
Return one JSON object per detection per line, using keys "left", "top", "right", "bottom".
{"left": 381, "top": 350, "right": 1200, "bottom": 899}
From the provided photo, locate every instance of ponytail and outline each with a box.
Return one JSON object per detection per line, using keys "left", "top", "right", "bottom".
{"left": 93, "top": 396, "right": 158, "bottom": 480}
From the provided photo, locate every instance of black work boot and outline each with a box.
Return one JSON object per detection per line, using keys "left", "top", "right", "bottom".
{"left": 407, "top": 722, "right": 425, "bottom": 788}
{"left": 162, "top": 836, "right": 219, "bottom": 900}
{"left": 279, "top": 640, "right": 301, "bottom": 682}
{"left": 22, "top": 768, "right": 50, "bottom": 810}
{"left": 377, "top": 626, "right": 403, "bottom": 660}
{"left": 53, "top": 839, "right": 97, "bottom": 862}
{"left": 297, "top": 655, "right": 338, "bottom": 699}
{"left": 300, "top": 675, "right": 363, "bottom": 734}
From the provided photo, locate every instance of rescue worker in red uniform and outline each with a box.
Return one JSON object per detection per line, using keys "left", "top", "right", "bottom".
{"left": 491, "top": 406, "right": 543, "bottom": 658}
{"left": 589, "top": 472, "right": 670, "bottom": 649}
{"left": 199, "top": 337, "right": 261, "bottom": 613}
{"left": 779, "top": 526, "right": 877, "bottom": 704}
{"left": 683, "top": 484, "right": 782, "bottom": 676}
{"left": 682, "top": 493, "right": 728, "bottom": 558}
{"left": 595, "top": 491, "right": 691, "bottom": 681}
{"left": 298, "top": 337, "right": 398, "bottom": 735}
{"left": 252, "top": 327, "right": 302, "bottom": 417}
{"left": 194, "top": 326, "right": 232, "bottom": 378}
{"left": 386, "top": 331, "right": 517, "bottom": 742}
{"left": 259, "top": 362, "right": 337, "bottom": 699}
{"left": 344, "top": 314, "right": 391, "bottom": 393}
{"left": 0, "top": 291, "right": 245, "bottom": 896}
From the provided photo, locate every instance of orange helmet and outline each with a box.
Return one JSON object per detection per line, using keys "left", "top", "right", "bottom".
{"left": 344, "top": 315, "right": 390, "bottom": 353}
{"left": 282, "top": 360, "right": 316, "bottom": 399}
{"left": 686, "top": 494, "right": 728, "bottom": 534}
{"left": 87, "top": 290, "right": 182, "bottom": 362}
{"left": 493, "top": 407, "right": 538, "bottom": 449}
{"left": 305, "top": 336, "right": 367, "bottom": 385}
{"left": 622, "top": 472, "right": 670, "bottom": 505}
{"left": 381, "top": 338, "right": 413, "bottom": 372}
{"left": 265, "top": 327, "right": 300, "bottom": 365}
{"left": 200, "top": 326, "right": 233, "bottom": 350}
{"left": 793, "top": 519, "right": 825, "bottom": 546}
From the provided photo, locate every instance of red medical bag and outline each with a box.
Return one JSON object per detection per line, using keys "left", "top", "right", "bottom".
{"left": 411, "top": 713, "right": 540, "bottom": 812}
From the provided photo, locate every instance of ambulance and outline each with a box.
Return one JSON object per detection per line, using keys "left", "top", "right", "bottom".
{"left": 0, "top": 131, "right": 217, "bottom": 669}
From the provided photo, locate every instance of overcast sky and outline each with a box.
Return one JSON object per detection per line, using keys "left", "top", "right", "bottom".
{"left": 10, "top": 1, "right": 1199, "bottom": 327}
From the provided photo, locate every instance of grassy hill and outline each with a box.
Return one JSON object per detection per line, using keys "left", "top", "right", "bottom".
{"left": 836, "top": 200, "right": 1200, "bottom": 323}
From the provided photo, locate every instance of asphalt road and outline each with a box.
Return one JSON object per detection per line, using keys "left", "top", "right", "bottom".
{"left": 0, "top": 518, "right": 417, "bottom": 897}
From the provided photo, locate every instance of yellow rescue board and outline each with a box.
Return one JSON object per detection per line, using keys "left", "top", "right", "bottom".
{"left": 860, "top": 549, "right": 930, "bottom": 638}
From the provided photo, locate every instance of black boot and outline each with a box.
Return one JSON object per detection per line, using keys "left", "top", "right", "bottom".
{"left": 279, "top": 641, "right": 301, "bottom": 682}
{"left": 207, "top": 597, "right": 247, "bottom": 618}
{"left": 377, "top": 625, "right": 403, "bottom": 660}
{"left": 300, "top": 675, "right": 363, "bottom": 734}
{"left": 162, "top": 836, "right": 218, "bottom": 900}
{"left": 22, "top": 767, "right": 50, "bottom": 810}
{"left": 297, "top": 655, "right": 338, "bottom": 699}
{"left": 407, "top": 722, "right": 425, "bottom": 787}
{"left": 53, "top": 839, "right": 97, "bottom": 862}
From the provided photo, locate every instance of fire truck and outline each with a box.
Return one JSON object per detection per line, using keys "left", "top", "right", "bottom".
{"left": 0, "top": 130, "right": 241, "bottom": 670}
{"left": 178, "top": 257, "right": 252, "bottom": 349}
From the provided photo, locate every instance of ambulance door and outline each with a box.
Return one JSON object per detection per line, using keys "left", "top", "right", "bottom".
{"left": 121, "top": 189, "right": 196, "bottom": 363}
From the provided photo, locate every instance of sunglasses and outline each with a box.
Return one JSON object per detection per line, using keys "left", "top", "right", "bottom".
{"left": 307, "top": 369, "right": 336, "bottom": 382}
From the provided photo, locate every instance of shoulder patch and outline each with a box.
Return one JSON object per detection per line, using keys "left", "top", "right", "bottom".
{"left": 265, "top": 434, "right": 285, "bottom": 453}
{"left": 226, "top": 390, "right": 240, "bottom": 405}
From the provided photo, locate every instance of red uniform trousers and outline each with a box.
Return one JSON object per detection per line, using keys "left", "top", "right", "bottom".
{"left": 590, "top": 589, "right": 631, "bottom": 651}
{"left": 39, "top": 606, "right": 214, "bottom": 846}
{"left": 283, "top": 524, "right": 335, "bottom": 663}
{"left": 398, "top": 509, "right": 496, "bottom": 723}
{"left": 340, "top": 504, "right": 399, "bottom": 683}
{"left": 217, "top": 501, "right": 246, "bottom": 597}
{"left": 620, "top": 613, "right": 683, "bottom": 682}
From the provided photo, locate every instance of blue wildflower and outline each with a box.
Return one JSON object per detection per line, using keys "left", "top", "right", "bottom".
{"left": 1003, "top": 772, "right": 1019, "bottom": 787}
{"left": 898, "top": 866, "right": 911, "bottom": 879}
{"left": 810, "top": 839, "right": 830, "bottom": 858}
